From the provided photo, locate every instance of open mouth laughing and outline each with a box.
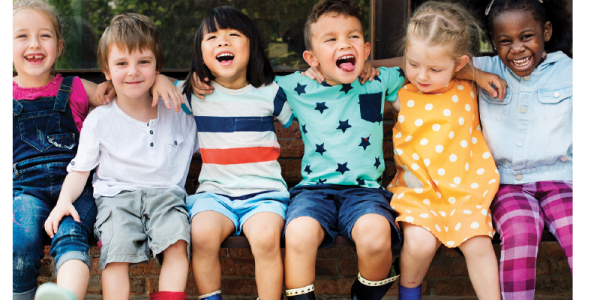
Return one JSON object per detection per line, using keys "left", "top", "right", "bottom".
{"left": 216, "top": 52, "right": 234, "bottom": 66}
{"left": 511, "top": 56, "right": 532, "bottom": 68}
{"left": 24, "top": 54, "right": 45, "bottom": 64}
{"left": 336, "top": 54, "right": 356, "bottom": 72}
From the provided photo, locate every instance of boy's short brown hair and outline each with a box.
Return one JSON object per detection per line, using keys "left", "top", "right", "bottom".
{"left": 304, "top": 0, "right": 363, "bottom": 50}
{"left": 97, "top": 13, "right": 164, "bottom": 73}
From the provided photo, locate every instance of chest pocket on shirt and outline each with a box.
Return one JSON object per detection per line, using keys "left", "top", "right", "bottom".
{"left": 17, "top": 110, "right": 61, "bottom": 152}
{"left": 478, "top": 89, "right": 512, "bottom": 121}
{"left": 166, "top": 134, "right": 185, "bottom": 168}
{"left": 358, "top": 92, "right": 383, "bottom": 123}
{"left": 538, "top": 86, "right": 572, "bottom": 119}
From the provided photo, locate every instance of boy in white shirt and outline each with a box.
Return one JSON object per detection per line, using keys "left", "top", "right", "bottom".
{"left": 44, "top": 13, "right": 197, "bottom": 300}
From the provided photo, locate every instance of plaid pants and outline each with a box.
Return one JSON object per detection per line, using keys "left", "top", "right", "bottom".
{"left": 490, "top": 180, "right": 573, "bottom": 300}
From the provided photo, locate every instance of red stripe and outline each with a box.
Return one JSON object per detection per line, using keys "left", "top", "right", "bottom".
{"left": 200, "top": 147, "right": 281, "bottom": 165}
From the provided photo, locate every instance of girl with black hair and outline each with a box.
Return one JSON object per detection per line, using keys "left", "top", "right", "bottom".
{"left": 465, "top": 1, "right": 573, "bottom": 299}
{"left": 174, "top": 6, "right": 293, "bottom": 300}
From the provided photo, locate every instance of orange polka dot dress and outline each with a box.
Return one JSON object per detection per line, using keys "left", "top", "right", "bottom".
{"left": 388, "top": 80, "right": 500, "bottom": 248}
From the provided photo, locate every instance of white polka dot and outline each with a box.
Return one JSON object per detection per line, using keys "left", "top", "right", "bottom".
{"left": 436, "top": 145, "right": 444, "bottom": 153}
{"left": 453, "top": 177, "right": 461, "bottom": 184}
{"left": 477, "top": 125, "right": 482, "bottom": 131}
{"left": 397, "top": 192, "right": 404, "bottom": 199}
{"left": 405, "top": 216, "right": 414, "bottom": 222}
{"left": 405, "top": 210, "right": 411, "bottom": 213}
{"left": 457, "top": 85, "right": 464, "bottom": 90}
{"left": 447, "top": 241, "right": 455, "bottom": 246}
{"left": 395, "top": 132, "right": 402, "bottom": 138}
{"left": 403, "top": 85, "right": 408, "bottom": 89}
{"left": 411, "top": 163, "right": 419, "bottom": 171}
{"left": 471, "top": 222, "right": 480, "bottom": 229}
{"left": 472, "top": 137, "right": 477, "bottom": 144}
{"left": 451, "top": 209, "right": 456, "bottom": 215}
{"left": 435, "top": 224, "right": 441, "bottom": 232}
{"left": 483, "top": 190, "right": 489, "bottom": 197}
{"left": 489, "top": 231, "right": 494, "bottom": 238}
{"left": 443, "top": 109, "right": 451, "bottom": 116}
{"left": 423, "top": 199, "right": 430, "bottom": 205}
{"left": 415, "top": 119, "right": 424, "bottom": 126}
{"left": 489, "top": 222, "right": 493, "bottom": 228}
{"left": 433, "top": 180, "right": 439, "bottom": 186}
{"left": 495, "top": 169, "right": 499, "bottom": 174}
{"left": 407, "top": 100, "right": 415, "bottom": 107}
{"left": 432, "top": 124, "right": 441, "bottom": 131}
{"left": 430, "top": 210, "right": 437, "bottom": 216}
{"left": 412, "top": 153, "right": 420, "bottom": 160}
{"left": 465, "top": 104, "right": 471, "bottom": 112}
{"left": 460, "top": 140, "right": 468, "bottom": 148}
{"left": 459, "top": 117, "right": 464, "bottom": 125}
{"left": 387, "top": 183, "right": 392, "bottom": 188}
{"left": 448, "top": 197, "right": 456, "bottom": 204}
{"left": 470, "top": 127, "right": 473, "bottom": 134}
{"left": 450, "top": 184, "right": 457, "bottom": 187}
{"left": 444, "top": 226, "right": 449, "bottom": 232}
{"left": 398, "top": 115, "right": 405, "bottom": 123}
{"left": 465, "top": 163, "right": 470, "bottom": 171}
{"left": 471, "top": 91, "right": 475, "bottom": 98}
{"left": 476, "top": 205, "right": 482, "bottom": 209}
{"left": 395, "top": 148, "right": 403, "bottom": 156}
{"left": 452, "top": 95, "right": 459, "bottom": 103}
{"left": 477, "top": 168, "right": 485, "bottom": 175}
{"left": 481, "top": 209, "right": 488, "bottom": 216}
{"left": 420, "top": 213, "right": 429, "bottom": 218}
{"left": 438, "top": 168, "right": 445, "bottom": 175}
{"left": 415, "top": 188, "right": 423, "bottom": 194}
{"left": 455, "top": 223, "right": 461, "bottom": 230}
{"left": 465, "top": 195, "right": 470, "bottom": 199}
{"left": 471, "top": 183, "right": 479, "bottom": 189}
{"left": 392, "top": 206, "right": 395, "bottom": 209}
{"left": 448, "top": 131, "right": 454, "bottom": 139}
{"left": 473, "top": 114, "right": 475, "bottom": 121}
{"left": 425, "top": 103, "right": 433, "bottom": 110}
{"left": 483, "top": 152, "right": 491, "bottom": 159}
{"left": 436, "top": 192, "right": 442, "bottom": 198}
{"left": 470, "top": 150, "right": 473, "bottom": 157}
{"left": 424, "top": 159, "right": 431, "bottom": 166}
{"left": 463, "top": 210, "right": 472, "bottom": 214}
{"left": 449, "top": 154, "right": 457, "bottom": 162}
{"left": 420, "top": 138, "right": 428, "bottom": 145}
{"left": 424, "top": 227, "right": 430, "bottom": 231}
{"left": 439, "top": 211, "right": 446, "bottom": 216}
{"left": 489, "top": 179, "right": 497, "bottom": 184}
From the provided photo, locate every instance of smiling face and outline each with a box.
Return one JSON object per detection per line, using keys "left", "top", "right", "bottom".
{"left": 13, "top": 9, "right": 62, "bottom": 86}
{"left": 303, "top": 13, "right": 370, "bottom": 85}
{"left": 491, "top": 10, "right": 552, "bottom": 77}
{"left": 104, "top": 45, "right": 156, "bottom": 101}
{"left": 405, "top": 39, "right": 469, "bottom": 93}
{"left": 200, "top": 27, "right": 250, "bottom": 89}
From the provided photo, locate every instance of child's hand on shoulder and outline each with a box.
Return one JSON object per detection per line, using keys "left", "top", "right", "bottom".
{"left": 44, "top": 200, "right": 80, "bottom": 238}
{"left": 191, "top": 72, "right": 214, "bottom": 100}
{"left": 301, "top": 63, "right": 381, "bottom": 85}
{"left": 152, "top": 74, "right": 184, "bottom": 112}
{"left": 475, "top": 71, "right": 507, "bottom": 101}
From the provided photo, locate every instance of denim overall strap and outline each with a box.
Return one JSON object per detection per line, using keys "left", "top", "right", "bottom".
{"left": 54, "top": 76, "right": 74, "bottom": 112}
{"left": 13, "top": 99, "right": 23, "bottom": 116}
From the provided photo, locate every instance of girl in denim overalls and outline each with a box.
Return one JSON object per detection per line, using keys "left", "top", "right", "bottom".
{"left": 469, "top": 0, "right": 573, "bottom": 299}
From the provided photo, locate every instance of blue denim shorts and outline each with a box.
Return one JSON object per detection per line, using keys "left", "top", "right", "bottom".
{"left": 187, "top": 190, "right": 289, "bottom": 235}
{"left": 284, "top": 184, "right": 402, "bottom": 248}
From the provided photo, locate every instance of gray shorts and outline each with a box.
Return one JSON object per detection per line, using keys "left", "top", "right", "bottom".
{"left": 94, "top": 189, "right": 190, "bottom": 270}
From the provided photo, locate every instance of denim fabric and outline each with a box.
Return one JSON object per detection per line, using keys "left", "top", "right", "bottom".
{"left": 473, "top": 52, "right": 572, "bottom": 184}
{"left": 13, "top": 77, "right": 97, "bottom": 298}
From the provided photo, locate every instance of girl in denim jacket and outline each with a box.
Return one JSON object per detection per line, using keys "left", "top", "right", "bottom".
{"left": 468, "top": 1, "right": 572, "bottom": 299}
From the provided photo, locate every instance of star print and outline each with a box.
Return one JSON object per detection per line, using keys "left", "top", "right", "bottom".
{"left": 322, "top": 82, "right": 332, "bottom": 87}
{"left": 315, "top": 102, "right": 329, "bottom": 114}
{"left": 373, "top": 75, "right": 381, "bottom": 82}
{"left": 356, "top": 177, "right": 365, "bottom": 186}
{"left": 377, "top": 175, "right": 383, "bottom": 183}
{"left": 315, "top": 143, "right": 326, "bottom": 155}
{"left": 317, "top": 178, "right": 327, "bottom": 184}
{"left": 385, "top": 89, "right": 389, "bottom": 98}
{"left": 337, "top": 120, "right": 352, "bottom": 133}
{"left": 359, "top": 137, "right": 371, "bottom": 150}
{"left": 294, "top": 83, "right": 307, "bottom": 95}
{"left": 302, "top": 124, "right": 308, "bottom": 134}
{"left": 336, "top": 163, "right": 350, "bottom": 175}
{"left": 339, "top": 83, "right": 353, "bottom": 94}
{"left": 374, "top": 157, "right": 381, "bottom": 169}
{"left": 304, "top": 165, "right": 312, "bottom": 174}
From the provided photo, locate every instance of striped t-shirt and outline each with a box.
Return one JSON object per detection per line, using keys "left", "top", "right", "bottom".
{"left": 176, "top": 80, "right": 293, "bottom": 197}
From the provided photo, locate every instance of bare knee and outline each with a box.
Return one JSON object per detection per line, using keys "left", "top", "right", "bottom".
{"left": 402, "top": 227, "right": 439, "bottom": 260}
{"left": 191, "top": 221, "right": 224, "bottom": 255}
{"left": 163, "top": 240, "right": 188, "bottom": 258}
{"left": 353, "top": 216, "right": 391, "bottom": 256}
{"left": 460, "top": 236, "right": 494, "bottom": 258}
{"left": 248, "top": 226, "right": 281, "bottom": 258}
{"left": 285, "top": 217, "right": 323, "bottom": 253}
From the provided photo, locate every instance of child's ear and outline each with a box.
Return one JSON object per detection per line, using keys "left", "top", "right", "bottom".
{"left": 364, "top": 42, "right": 371, "bottom": 59}
{"left": 543, "top": 21, "right": 553, "bottom": 42}
{"left": 303, "top": 50, "right": 320, "bottom": 67}
{"left": 103, "top": 69, "right": 111, "bottom": 81}
{"left": 57, "top": 40, "right": 63, "bottom": 57}
{"left": 454, "top": 55, "right": 470, "bottom": 73}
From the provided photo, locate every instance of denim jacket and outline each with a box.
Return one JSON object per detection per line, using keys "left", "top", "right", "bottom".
{"left": 473, "top": 52, "right": 572, "bottom": 185}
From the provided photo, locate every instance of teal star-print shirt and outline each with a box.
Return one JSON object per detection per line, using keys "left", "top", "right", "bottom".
{"left": 275, "top": 67, "right": 405, "bottom": 188}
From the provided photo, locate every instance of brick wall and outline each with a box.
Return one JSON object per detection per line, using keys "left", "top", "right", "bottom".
{"left": 36, "top": 113, "right": 572, "bottom": 299}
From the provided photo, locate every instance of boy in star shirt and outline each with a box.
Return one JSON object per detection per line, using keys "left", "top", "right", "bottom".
{"left": 274, "top": 1, "right": 404, "bottom": 299}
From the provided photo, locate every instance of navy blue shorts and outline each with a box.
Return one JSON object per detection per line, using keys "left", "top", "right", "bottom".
{"left": 284, "top": 184, "right": 402, "bottom": 248}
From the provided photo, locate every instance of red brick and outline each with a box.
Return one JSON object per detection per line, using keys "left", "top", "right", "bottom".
{"left": 39, "top": 258, "right": 54, "bottom": 277}
{"left": 550, "top": 258, "right": 571, "bottom": 274}
{"left": 279, "top": 159, "right": 302, "bottom": 179}
{"left": 90, "top": 245, "right": 100, "bottom": 257}
{"left": 184, "top": 276, "right": 199, "bottom": 295}
{"left": 222, "top": 277, "right": 258, "bottom": 295}
{"left": 340, "top": 259, "right": 358, "bottom": 276}
{"left": 86, "top": 275, "right": 103, "bottom": 295}
{"left": 441, "top": 247, "right": 463, "bottom": 258}
{"left": 129, "top": 259, "right": 161, "bottom": 276}
{"left": 44, "top": 245, "right": 51, "bottom": 256}
{"left": 534, "top": 276, "right": 573, "bottom": 295}
{"left": 315, "top": 259, "right": 337, "bottom": 276}
{"left": 129, "top": 276, "right": 147, "bottom": 295}
{"left": 228, "top": 248, "right": 255, "bottom": 258}
{"left": 541, "top": 241, "right": 567, "bottom": 258}
{"left": 276, "top": 121, "right": 302, "bottom": 139}
{"left": 383, "top": 141, "right": 394, "bottom": 160}
{"left": 219, "top": 249, "right": 228, "bottom": 258}
{"left": 314, "top": 278, "right": 354, "bottom": 295}
{"left": 221, "top": 258, "right": 256, "bottom": 276}
{"left": 536, "top": 258, "right": 551, "bottom": 276}
{"left": 280, "top": 140, "right": 305, "bottom": 158}
{"left": 425, "top": 257, "right": 468, "bottom": 277}
{"left": 316, "top": 248, "right": 358, "bottom": 259}
{"left": 90, "top": 257, "right": 101, "bottom": 275}
{"left": 431, "top": 277, "right": 476, "bottom": 296}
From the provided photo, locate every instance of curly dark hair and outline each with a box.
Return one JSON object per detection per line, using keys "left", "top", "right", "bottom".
{"left": 465, "top": 0, "right": 572, "bottom": 55}
{"left": 304, "top": 0, "right": 362, "bottom": 50}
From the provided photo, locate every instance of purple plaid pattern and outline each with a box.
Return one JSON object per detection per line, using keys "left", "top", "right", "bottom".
{"left": 490, "top": 180, "right": 572, "bottom": 300}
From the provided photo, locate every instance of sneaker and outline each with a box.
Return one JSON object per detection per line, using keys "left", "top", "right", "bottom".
{"left": 34, "top": 283, "right": 78, "bottom": 300}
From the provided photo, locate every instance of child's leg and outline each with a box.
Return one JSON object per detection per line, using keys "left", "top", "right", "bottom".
{"left": 159, "top": 240, "right": 189, "bottom": 291}
{"left": 491, "top": 184, "right": 545, "bottom": 300}
{"left": 243, "top": 212, "right": 285, "bottom": 300}
{"left": 399, "top": 222, "right": 441, "bottom": 288}
{"left": 102, "top": 262, "right": 130, "bottom": 299}
{"left": 352, "top": 214, "right": 392, "bottom": 280}
{"left": 537, "top": 181, "right": 573, "bottom": 272}
{"left": 284, "top": 216, "right": 325, "bottom": 288}
{"left": 458, "top": 236, "right": 501, "bottom": 300}
{"left": 190, "top": 211, "right": 235, "bottom": 294}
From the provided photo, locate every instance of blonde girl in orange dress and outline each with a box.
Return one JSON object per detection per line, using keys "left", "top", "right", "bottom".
{"left": 387, "top": 2, "right": 501, "bottom": 300}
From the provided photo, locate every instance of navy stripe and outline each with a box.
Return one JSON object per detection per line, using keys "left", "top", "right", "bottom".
{"left": 273, "top": 86, "right": 287, "bottom": 117}
{"left": 194, "top": 116, "right": 275, "bottom": 133}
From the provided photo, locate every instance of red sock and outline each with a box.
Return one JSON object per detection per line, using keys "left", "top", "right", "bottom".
{"left": 150, "top": 291, "right": 188, "bottom": 300}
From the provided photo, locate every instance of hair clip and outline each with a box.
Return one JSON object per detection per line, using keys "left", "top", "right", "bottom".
{"left": 485, "top": 0, "right": 494, "bottom": 16}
